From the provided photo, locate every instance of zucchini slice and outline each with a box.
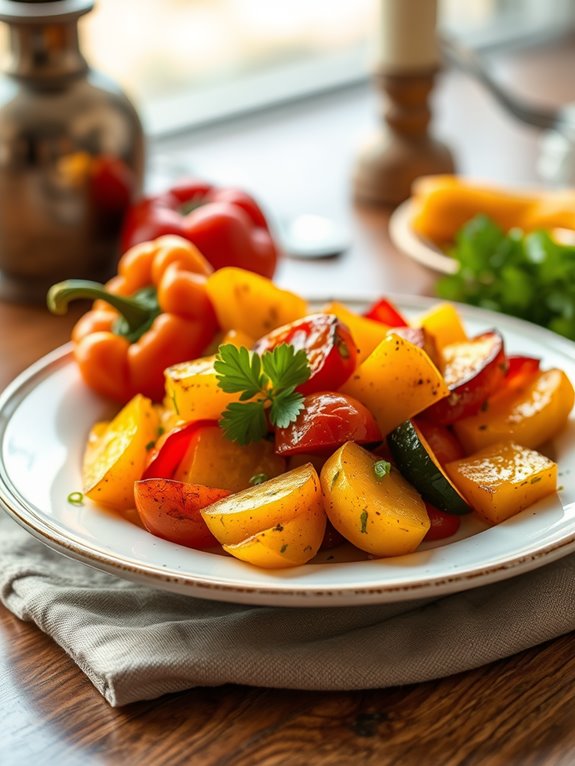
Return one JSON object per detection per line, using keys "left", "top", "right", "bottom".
{"left": 388, "top": 420, "right": 472, "bottom": 515}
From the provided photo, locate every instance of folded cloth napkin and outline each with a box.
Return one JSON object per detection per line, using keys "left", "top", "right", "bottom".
{"left": 2, "top": 512, "right": 575, "bottom": 708}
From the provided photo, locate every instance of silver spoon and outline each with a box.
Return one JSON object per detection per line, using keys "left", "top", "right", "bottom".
{"left": 275, "top": 213, "right": 350, "bottom": 260}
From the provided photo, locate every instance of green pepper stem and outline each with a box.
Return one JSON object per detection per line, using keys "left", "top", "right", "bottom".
{"left": 47, "top": 279, "right": 153, "bottom": 333}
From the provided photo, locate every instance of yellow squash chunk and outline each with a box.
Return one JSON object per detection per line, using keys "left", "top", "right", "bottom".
{"left": 174, "top": 423, "right": 286, "bottom": 493}
{"left": 514, "top": 189, "right": 575, "bottom": 232}
{"left": 220, "top": 328, "right": 255, "bottom": 348}
{"left": 445, "top": 440, "right": 557, "bottom": 524}
{"left": 413, "top": 302, "right": 468, "bottom": 353}
{"left": 202, "top": 328, "right": 256, "bottom": 356}
{"left": 322, "top": 301, "right": 389, "bottom": 363}
{"left": 201, "top": 463, "right": 323, "bottom": 546}
{"left": 206, "top": 267, "right": 308, "bottom": 339}
{"left": 321, "top": 442, "right": 429, "bottom": 557}
{"left": 164, "top": 355, "right": 240, "bottom": 422}
{"left": 340, "top": 334, "right": 449, "bottom": 436}
{"left": 410, "top": 175, "right": 575, "bottom": 245}
{"left": 82, "top": 421, "right": 109, "bottom": 469}
{"left": 454, "top": 369, "right": 574, "bottom": 453}
{"left": 410, "top": 175, "right": 537, "bottom": 244}
{"left": 82, "top": 394, "right": 160, "bottom": 511}
{"left": 222, "top": 499, "right": 326, "bottom": 569}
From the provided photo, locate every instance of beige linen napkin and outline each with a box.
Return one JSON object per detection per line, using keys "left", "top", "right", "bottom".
{"left": 2, "top": 511, "right": 575, "bottom": 708}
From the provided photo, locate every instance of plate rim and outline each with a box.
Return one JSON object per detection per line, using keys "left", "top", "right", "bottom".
{"left": 2, "top": 296, "right": 575, "bottom": 607}
{"left": 389, "top": 199, "right": 457, "bottom": 275}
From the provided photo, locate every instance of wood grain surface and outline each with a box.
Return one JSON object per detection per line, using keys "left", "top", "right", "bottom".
{"left": 2, "top": 34, "right": 575, "bottom": 766}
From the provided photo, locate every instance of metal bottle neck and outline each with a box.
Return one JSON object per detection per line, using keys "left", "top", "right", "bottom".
{"left": 0, "top": 0, "right": 93, "bottom": 80}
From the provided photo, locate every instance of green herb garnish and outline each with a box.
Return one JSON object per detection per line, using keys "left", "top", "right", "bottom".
{"left": 249, "top": 473, "right": 269, "bottom": 486}
{"left": 214, "top": 343, "right": 311, "bottom": 444}
{"left": 67, "top": 491, "right": 84, "bottom": 505}
{"left": 436, "top": 214, "right": 575, "bottom": 340}
{"left": 373, "top": 459, "right": 391, "bottom": 479}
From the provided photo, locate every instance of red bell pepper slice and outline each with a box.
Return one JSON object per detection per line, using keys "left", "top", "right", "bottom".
{"left": 364, "top": 298, "right": 408, "bottom": 327}
{"left": 142, "top": 419, "right": 216, "bottom": 480}
{"left": 254, "top": 313, "right": 357, "bottom": 395}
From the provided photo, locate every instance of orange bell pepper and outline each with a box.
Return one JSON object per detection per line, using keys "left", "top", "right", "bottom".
{"left": 48, "top": 235, "right": 218, "bottom": 403}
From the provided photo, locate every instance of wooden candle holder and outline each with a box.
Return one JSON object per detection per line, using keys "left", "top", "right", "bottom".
{"left": 353, "top": 66, "right": 455, "bottom": 207}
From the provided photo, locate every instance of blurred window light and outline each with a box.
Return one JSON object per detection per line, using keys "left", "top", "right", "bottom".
{"left": 1, "top": 0, "right": 573, "bottom": 136}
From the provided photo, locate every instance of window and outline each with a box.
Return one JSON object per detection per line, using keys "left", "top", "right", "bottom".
{"left": 1, "top": 0, "right": 573, "bottom": 136}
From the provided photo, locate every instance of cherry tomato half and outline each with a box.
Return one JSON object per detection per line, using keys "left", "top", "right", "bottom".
{"left": 274, "top": 392, "right": 381, "bottom": 456}
{"left": 423, "top": 330, "right": 507, "bottom": 424}
{"left": 134, "top": 478, "right": 229, "bottom": 549}
{"left": 254, "top": 313, "right": 357, "bottom": 394}
{"left": 424, "top": 503, "right": 462, "bottom": 541}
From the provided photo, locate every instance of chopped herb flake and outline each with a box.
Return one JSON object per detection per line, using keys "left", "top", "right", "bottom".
{"left": 374, "top": 459, "right": 391, "bottom": 479}
{"left": 250, "top": 473, "right": 269, "bottom": 486}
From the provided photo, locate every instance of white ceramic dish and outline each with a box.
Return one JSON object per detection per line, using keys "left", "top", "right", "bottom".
{"left": 389, "top": 199, "right": 457, "bottom": 274}
{"left": 1, "top": 296, "right": 575, "bottom": 607}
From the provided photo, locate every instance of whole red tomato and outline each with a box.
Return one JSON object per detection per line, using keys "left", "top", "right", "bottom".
{"left": 121, "top": 180, "right": 280, "bottom": 278}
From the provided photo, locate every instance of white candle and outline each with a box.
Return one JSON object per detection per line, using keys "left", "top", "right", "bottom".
{"left": 378, "top": 0, "right": 440, "bottom": 72}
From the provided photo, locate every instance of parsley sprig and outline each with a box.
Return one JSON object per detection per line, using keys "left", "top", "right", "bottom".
{"left": 214, "top": 344, "right": 311, "bottom": 444}
{"left": 436, "top": 214, "right": 575, "bottom": 340}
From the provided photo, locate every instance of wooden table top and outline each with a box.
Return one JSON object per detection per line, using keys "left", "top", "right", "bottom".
{"left": 3, "top": 35, "right": 575, "bottom": 766}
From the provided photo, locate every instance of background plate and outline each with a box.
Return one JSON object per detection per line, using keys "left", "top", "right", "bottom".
{"left": 1, "top": 296, "right": 575, "bottom": 607}
{"left": 389, "top": 199, "right": 457, "bottom": 274}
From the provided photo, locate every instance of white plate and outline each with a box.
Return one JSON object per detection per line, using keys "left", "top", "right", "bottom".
{"left": 389, "top": 199, "right": 457, "bottom": 274}
{"left": 1, "top": 296, "right": 575, "bottom": 607}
